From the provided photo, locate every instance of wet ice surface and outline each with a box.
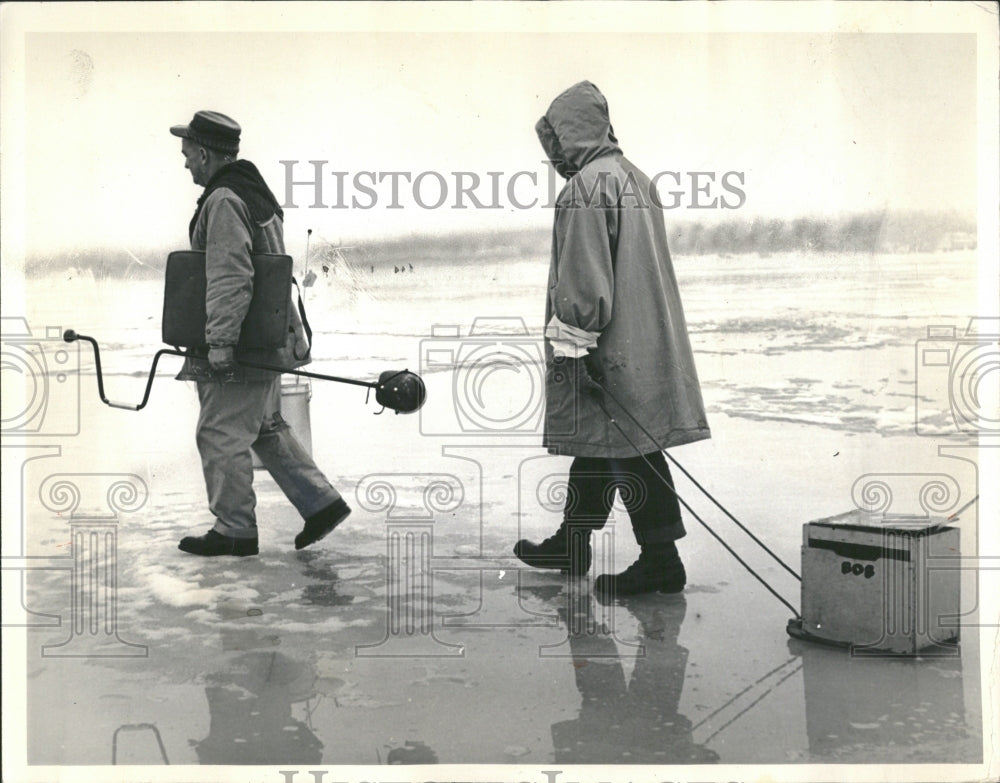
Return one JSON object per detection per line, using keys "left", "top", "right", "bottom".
{"left": 21, "top": 522, "right": 984, "bottom": 766}
{"left": 15, "top": 249, "right": 987, "bottom": 766}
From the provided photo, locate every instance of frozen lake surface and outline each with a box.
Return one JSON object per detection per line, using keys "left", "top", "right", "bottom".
{"left": 6, "top": 247, "right": 990, "bottom": 772}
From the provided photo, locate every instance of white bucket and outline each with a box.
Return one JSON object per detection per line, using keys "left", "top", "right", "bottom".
{"left": 253, "top": 375, "right": 313, "bottom": 468}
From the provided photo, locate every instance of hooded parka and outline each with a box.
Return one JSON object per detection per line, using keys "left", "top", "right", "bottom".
{"left": 538, "top": 81, "right": 710, "bottom": 458}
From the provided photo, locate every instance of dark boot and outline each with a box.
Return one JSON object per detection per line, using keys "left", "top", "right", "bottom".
{"left": 594, "top": 546, "right": 686, "bottom": 597}
{"left": 295, "top": 498, "right": 351, "bottom": 550}
{"left": 178, "top": 529, "right": 259, "bottom": 557}
{"left": 513, "top": 525, "right": 592, "bottom": 576}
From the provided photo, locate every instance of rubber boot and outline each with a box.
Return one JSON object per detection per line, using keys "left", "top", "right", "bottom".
{"left": 513, "top": 524, "right": 592, "bottom": 576}
{"left": 594, "top": 544, "right": 686, "bottom": 597}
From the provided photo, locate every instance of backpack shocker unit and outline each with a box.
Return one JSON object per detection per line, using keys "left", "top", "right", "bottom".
{"left": 65, "top": 249, "right": 425, "bottom": 414}
{"left": 161, "top": 250, "right": 293, "bottom": 350}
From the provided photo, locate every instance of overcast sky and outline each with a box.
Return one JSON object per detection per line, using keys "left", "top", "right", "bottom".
{"left": 2, "top": 4, "right": 990, "bottom": 259}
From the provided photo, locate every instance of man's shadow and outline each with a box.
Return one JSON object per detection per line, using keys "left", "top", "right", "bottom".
{"left": 522, "top": 583, "right": 718, "bottom": 764}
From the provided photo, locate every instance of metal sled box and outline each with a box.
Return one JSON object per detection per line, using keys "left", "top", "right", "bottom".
{"left": 162, "top": 251, "right": 292, "bottom": 350}
{"left": 800, "top": 510, "right": 960, "bottom": 653}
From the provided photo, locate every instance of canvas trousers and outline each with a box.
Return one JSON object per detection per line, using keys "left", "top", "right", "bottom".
{"left": 196, "top": 378, "right": 342, "bottom": 539}
{"left": 563, "top": 451, "right": 685, "bottom": 545}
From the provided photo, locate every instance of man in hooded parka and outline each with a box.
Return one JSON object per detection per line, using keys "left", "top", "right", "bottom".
{"left": 513, "top": 82, "right": 711, "bottom": 596}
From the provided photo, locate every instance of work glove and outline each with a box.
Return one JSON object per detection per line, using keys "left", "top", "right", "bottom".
{"left": 208, "top": 345, "right": 237, "bottom": 375}
{"left": 293, "top": 331, "right": 311, "bottom": 361}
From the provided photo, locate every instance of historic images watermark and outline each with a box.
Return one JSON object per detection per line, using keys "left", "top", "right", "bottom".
{"left": 2, "top": 316, "right": 147, "bottom": 658}
{"left": 790, "top": 318, "right": 999, "bottom": 659}
{"left": 914, "top": 316, "right": 1000, "bottom": 437}
{"left": 418, "top": 317, "right": 551, "bottom": 438}
{"left": 279, "top": 161, "right": 747, "bottom": 212}
{"left": 1, "top": 317, "right": 81, "bottom": 438}
{"left": 350, "top": 466, "right": 632, "bottom": 660}
{"left": 353, "top": 313, "right": 693, "bottom": 660}
{"left": 276, "top": 771, "right": 747, "bottom": 783}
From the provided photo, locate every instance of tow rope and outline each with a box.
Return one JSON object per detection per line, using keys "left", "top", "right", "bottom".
{"left": 590, "top": 382, "right": 802, "bottom": 619}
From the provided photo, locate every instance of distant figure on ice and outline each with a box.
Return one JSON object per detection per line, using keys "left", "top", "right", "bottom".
{"left": 170, "top": 110, "right": 351, "bottom": 557}
{"left": 513, "top": 82, "right": 710, "bottom": 596}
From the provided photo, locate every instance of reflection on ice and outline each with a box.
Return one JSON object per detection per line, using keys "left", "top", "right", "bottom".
{"left": 384, "top": 739, "right": 438, "bottom": 764}
{"left": 191, "top": 652, "right": 323, "bottom": 765}
{"left": 545, "top": 589, "right": 720, "bottom": 764}
{"left": 295, "top": 549, "right": 356, "bottom": 608}
{"left": 792, "top": 639, "right": 978, "bottom": 762}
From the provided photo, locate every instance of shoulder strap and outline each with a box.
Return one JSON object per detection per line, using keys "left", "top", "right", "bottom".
{"left": 292, "top": 276, "right": 313, "bottom": 359}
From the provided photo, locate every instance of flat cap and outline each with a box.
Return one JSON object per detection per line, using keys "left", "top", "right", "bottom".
{"left": 170, "top": 110, "right": 240, "bottom": 154}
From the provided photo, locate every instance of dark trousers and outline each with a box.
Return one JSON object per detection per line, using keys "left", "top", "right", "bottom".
{"left": 564, "top": 452, "right": 685, "bottom": 545}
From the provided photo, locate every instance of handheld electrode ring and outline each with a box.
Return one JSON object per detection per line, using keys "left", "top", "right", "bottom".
{"left": 64, "top": 329, "right": 426, "bottom": 415}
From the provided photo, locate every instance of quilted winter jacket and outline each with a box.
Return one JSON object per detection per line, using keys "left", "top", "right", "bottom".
{"left": 176, "top": 186, "right": 310, "bottom": 383}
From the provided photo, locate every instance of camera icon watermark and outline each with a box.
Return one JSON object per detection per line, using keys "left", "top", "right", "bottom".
{"left": 419, "top": 317, "right": 571, "bottom": 437}
{"left": 2, "top": 470, "right": 149, "bottom": 658}
{"left": 914, "top": 317, "right": 1000, "bottom": 437}
{"left": 1, "top": 317, "right": 80, "bottom": 437}
{"left": 354, "top": 472, "right": 466, "bottom": 658}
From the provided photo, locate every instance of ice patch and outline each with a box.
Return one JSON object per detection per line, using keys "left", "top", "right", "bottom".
{"left": 147, "top": 572, "right": 217, "bottom": 607}
{"left": 268, "top": 616, "right": 375, "bottom": 634}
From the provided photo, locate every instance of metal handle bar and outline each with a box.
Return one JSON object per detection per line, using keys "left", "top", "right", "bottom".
{"left": 64, "top": 329, "right": 378, "bottom": 412}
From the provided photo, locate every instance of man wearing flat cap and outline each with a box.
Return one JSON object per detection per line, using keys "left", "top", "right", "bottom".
{"left": 170, "top": 110, "right": 350, "bottom": 557}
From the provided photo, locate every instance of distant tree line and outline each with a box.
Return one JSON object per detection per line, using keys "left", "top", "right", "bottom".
{"left": 23, "top": 210, "right": 976, "bottom": 277}
{"left": 356, "top": 210, "right": 977, "bottom": 263}
{"left": 666, "top": 210, "right": 976, "bottom": 256}
{"left": 24, "top": 245, "right": 167, "bottom": 280}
